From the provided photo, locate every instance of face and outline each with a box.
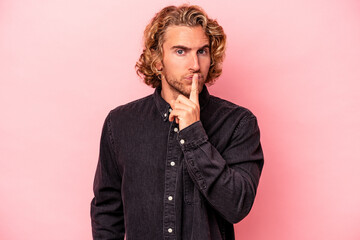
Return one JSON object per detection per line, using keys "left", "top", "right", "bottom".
{"left": 158, "top": 25, "right": 211, "bottom": 100}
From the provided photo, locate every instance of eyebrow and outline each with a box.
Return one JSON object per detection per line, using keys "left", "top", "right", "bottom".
{"left": 171, "top": 44, "right": 210, "bottom": 51}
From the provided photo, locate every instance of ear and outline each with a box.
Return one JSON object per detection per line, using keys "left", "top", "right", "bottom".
{"left": 155, "top": 60, "right": 163, "bottom": 72}
{"left": 151, "top": 47, "right": 163, "bottom": 72}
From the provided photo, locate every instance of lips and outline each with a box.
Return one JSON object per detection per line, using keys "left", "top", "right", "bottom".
{"left": 184, "top": 74, "right": 202, "bottom": 81}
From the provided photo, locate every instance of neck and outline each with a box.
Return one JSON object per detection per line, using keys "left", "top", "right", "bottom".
{"left": 160, "top": 88, "right": 180, "bottom": 104}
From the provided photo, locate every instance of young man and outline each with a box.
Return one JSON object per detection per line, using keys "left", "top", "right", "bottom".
{"left": 91, "top": 5, "right": 264, "bottom": 240}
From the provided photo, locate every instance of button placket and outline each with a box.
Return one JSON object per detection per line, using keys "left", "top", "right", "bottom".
{"left": 163, "top": 122, "right": 180, "bottom": 237}
{"left": 162, "top": 107, "right": 172, "bottom": 121}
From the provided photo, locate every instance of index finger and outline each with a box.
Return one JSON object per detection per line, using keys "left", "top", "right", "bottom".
{"left": 189, "top": 73, "right": 199, "bottom": 105}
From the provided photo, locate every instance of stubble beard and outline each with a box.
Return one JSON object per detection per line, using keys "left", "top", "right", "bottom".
{"left": 166, "top": 78, "right": 190, "bottom": 98}
{"left": 162, "top": 71, "right": 191, "bottom": 98}
{"left": 162, "top": 71, "right": 205, "bottom": 98}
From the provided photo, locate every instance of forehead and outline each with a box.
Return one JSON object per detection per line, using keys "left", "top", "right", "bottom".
{"left": 163, "top": 25, "right": 209, "bottom": 48}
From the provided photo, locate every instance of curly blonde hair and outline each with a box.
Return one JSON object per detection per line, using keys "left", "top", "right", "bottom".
{"left": 135, "top": 4, "right": 227, "bottom": 88}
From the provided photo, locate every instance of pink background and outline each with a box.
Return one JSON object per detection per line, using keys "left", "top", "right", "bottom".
{"left": 1, "top": 0, "right": 360, "bottom": 239}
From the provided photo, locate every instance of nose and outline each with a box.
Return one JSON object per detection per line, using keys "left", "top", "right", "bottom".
{"left": 189, "top": 53, "right": 200, "bottom": 72}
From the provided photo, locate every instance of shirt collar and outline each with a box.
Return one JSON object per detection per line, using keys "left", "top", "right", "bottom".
{"left": 153, "top": 85, "right": 210, "bottom": 121}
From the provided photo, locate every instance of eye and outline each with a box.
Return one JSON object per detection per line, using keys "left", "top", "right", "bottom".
{"left": 176, "top": 49, "right": 185, "bottom": 55}
{"left": 198, "top": 49, "right": 208, "bottom": 55}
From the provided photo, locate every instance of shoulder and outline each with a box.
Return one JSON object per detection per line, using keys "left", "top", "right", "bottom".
{"left": 101, "top": 94, "right": 155, "bottom": 130}
{"left": 108, "top": 94, "right": 154, "bottom": 119}
{"left": 207, "top": 95, "right": 257, "bottom": 121}
{"left": 200, "top": 94, "right": 261, "bottom": 152}
{"left": 208, "top": 96, "right": 261, "bottom": 144}
{"left": 101, "top": 94, "right": 155, "bottom": 139}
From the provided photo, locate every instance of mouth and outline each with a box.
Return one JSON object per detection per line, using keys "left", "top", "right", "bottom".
{"left": 184, "top": 74, "right": 203, "bottom": 81}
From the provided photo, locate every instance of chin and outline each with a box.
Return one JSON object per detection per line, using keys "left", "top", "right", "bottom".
{"left": 181, "top": 90, "right": 191, "bottom": 98}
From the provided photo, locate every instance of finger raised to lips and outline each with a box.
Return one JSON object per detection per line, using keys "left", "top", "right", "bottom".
{"left": 189, "top": 73, "right": 199, "bottom": 104}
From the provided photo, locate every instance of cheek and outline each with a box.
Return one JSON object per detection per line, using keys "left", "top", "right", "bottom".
{"left": 201, "top": 56, "right": 211, "bottom": 66}
{"left": 166, "top": 57, "right": 185, "bottom": 71}
{"left": 201, "top": 58, "right": 211, "bottom": 72}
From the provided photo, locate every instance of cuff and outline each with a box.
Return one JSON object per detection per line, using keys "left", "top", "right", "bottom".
{"left": 177, "top": 121, "right": 208, "bottom": 150}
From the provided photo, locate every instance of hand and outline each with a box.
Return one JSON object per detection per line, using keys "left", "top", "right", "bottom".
{"left": 169, "top": 74, "right": 200, "bottom": 130}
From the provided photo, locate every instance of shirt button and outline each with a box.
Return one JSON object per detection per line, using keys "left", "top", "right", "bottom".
{"left": 174, "top": 127, "right": 178, "bottom": 133}
{"left": 168, "top": 195, "right": 173, "bottom": 201}
{"left": 180, "top": 139, "right": 185, "bottom": 145}
{"left": 170, "top": 161, "right": 175, "bottom": 166}
{"left": 168, "top": 228, "right": 173, "bottom": 233}
{"left": 164, "top": 113, "right": 167, "bottom": 118}
{"left": 169, "top": 108, "right": 172, "bottom": 113}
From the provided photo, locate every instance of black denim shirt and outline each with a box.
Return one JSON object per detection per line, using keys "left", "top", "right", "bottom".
{"left": 91, "top": 86, "right": 264, "bottom": 240}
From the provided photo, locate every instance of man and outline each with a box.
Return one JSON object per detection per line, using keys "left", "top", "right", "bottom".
{"left": 91, "top": 4, "right": 264, "bottom": 240}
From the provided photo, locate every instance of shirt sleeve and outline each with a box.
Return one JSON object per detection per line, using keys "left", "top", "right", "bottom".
{"left": 90, "top": 112, "right": 125, "bottom": 239}
{"left": 177, "top": 111, "right": 264, "bottom": 223}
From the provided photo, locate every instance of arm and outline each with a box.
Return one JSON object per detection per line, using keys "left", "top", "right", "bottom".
{"left": 178, "top": 113, "right": 264, "bottom": 224}
{"left": 90, "top": 113, "right": 125, "bottom": 239}
{"left": 169, "top": 74, "right": 263, "bottom": 223}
